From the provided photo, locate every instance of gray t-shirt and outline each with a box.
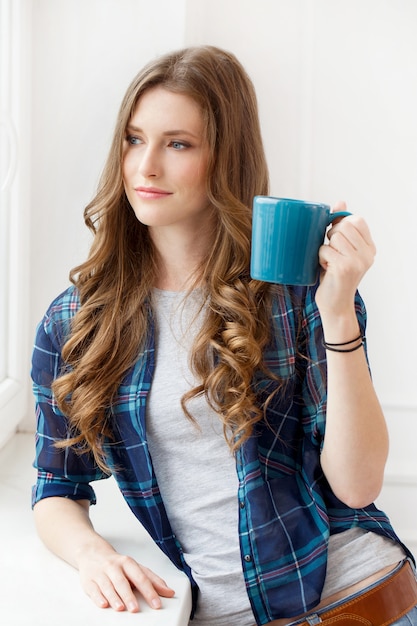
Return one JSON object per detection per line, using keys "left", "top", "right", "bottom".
{"left": 146, "top": 289, "right": 405, "bottom": 626}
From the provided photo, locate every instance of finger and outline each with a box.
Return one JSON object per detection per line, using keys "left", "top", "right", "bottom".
{"left": 328, "top": 215, "right": 375, "bottom": 250}
{"left": 85, "top": 580, "right": 111, "bottom": 609}
{"left": 107, "top": 569, "right": 141, "bottom": 612}
{"left": 123, "top": 561, "right": 175, "bottom": 609}
{"left": 332, "top": 200, "right": 347, "bottom": 213}
{"left": 328, "top": 225, "right": 376, "bottom": 268}
{"left": 85, "top": 576, "right": 129, "bottom": 612}
{"left": 139, "top": 564, "right": 176, "bottom": 598}
{"left": 319, "top": 236, "right": 374, "bottom": 285}
{"left": 319, "top": 241, "right": 347, "bottom": 271}
{"left": 327, "top": 230, "right": 356, "bottom": 256}
{"left": 329, "top": 200, "right": 349, "bottom": 226}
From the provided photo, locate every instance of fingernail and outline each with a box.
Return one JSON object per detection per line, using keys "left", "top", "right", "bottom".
{"left": 152, "top": 598, "right": 161, "bottom": 609}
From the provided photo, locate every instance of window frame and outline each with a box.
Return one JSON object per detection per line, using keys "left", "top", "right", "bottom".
{"left": 0, "top": 0, "right": 31, "bottom": 447}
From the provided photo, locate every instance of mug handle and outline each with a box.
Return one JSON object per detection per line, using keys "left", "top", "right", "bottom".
{"left": 328, "top": 210, "right": 351, "bottom": 224}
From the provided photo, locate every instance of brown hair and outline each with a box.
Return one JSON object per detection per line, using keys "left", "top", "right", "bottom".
{"left": 53, "top": 46, "right": 279, "bottom": 471}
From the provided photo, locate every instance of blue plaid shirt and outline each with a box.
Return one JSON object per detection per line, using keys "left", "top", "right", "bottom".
{"left": 31, "top": 285, "right": 409, "bottom": 624}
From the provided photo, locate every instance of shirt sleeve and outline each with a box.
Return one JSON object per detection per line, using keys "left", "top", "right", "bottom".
{"left": 31, "top": 290, "right": 108, "bottom": 508}
{"left": 299, "top": 286, "right": 368, "bottom": 448}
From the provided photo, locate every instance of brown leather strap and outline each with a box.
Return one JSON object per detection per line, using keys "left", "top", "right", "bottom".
{"left": 299, "top": 560, "right": 417, "bottom": 626}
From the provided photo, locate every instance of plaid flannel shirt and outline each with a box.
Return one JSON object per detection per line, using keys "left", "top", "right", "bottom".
{"left": 31, "top": 284, "right": 409, "bottom": 624}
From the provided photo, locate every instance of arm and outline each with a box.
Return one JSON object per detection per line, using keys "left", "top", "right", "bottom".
{"left": 31, "top": 297, "right": 175, "bottom": 612}
{"left": 33, "top": 496, "right": 175, "bottom": 612}
{"left": 315, "top": 204, "right": 388, "bottom": 508}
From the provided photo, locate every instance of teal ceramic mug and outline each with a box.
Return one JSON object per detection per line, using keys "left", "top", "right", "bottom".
{"left": 250, "top": 196, "right": 351, "bottom": 285}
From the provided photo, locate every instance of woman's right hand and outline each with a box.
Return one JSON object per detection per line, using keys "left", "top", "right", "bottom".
{"left": 77, "top": 540, "right": 176, "bottom": 612}
{"left": 33, "top": 496, "right": 175, "bottom": 612}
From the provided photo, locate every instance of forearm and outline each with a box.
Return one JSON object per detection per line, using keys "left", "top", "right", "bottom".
{"left": 33, "top": 495, "right": 175, "bottom": 612}
{"left": 320, "top": 313, "right": 388, "bottom": 508}
{"left": 33, "top": 496, "right": 115, "bottom": 570}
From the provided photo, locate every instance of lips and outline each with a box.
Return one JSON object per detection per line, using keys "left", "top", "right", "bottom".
{"left": 134, "top": 186, "right": 172, "bottom": 199}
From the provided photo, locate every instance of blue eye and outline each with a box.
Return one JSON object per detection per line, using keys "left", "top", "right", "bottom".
{"left": 171, "top": 141, "right": 188, "bottom": 150}
{"left": 126, "top": 135, "right": 141, "bottom": 145}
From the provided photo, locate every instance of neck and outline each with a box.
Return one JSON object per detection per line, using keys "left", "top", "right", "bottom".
{"left": 149, "top": 224, "right": 214, "bottom": 292}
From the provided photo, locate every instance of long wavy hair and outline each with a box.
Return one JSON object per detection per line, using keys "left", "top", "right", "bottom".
{"left": 53, "top": 45, "right": 281, "bottom": 471}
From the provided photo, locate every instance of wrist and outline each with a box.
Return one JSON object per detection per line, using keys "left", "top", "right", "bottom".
{"left": 319, "top": 312, "right": 361, "bottom": 346}
{"left": 75, "top": 533, "right": 115, "bottom": 568}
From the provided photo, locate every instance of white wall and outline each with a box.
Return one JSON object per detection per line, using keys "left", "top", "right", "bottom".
{"left": 29, "top": 0, "right": 187, "bottom": 326}
{"left": 22, "top": 0, "right": 416, "bottom": 550}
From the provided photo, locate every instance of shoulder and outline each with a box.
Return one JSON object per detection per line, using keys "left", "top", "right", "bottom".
{"left": 36, "top": 285, "right": 80, "bottom": 351}
{"left": 43, "top": 285, "right": 80, "bottom": 323}
{"left": 32, "top": 285, "right": 80, "bottom": 385}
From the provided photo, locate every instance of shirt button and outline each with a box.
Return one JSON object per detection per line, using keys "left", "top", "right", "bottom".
{"left": 244, "top": 554, "right": 252, "bottom": 562}
{"left": 240, "top": 501, "right": 245, "bottom": 509}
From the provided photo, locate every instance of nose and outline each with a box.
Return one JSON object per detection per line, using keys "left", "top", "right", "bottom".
{"left": 137, "top": 144, "right": 160, "bottom": 178}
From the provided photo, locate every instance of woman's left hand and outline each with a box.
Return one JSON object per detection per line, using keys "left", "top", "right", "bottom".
{"left": 315, "top": 201, "right": 376, "bottom": 319}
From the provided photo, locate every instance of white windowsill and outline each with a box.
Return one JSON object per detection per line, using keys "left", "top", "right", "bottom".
{"left": 0, "top": 433, "right": 192, "bottom": 625}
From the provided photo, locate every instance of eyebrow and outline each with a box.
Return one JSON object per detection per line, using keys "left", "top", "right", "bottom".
{"left": 126, "top": 124, "right": 200, "bottom": 139}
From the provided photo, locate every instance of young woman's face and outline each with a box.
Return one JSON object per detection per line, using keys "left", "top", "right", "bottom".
{"left": 123, "top": 86, "right": 212, "bottom": 235}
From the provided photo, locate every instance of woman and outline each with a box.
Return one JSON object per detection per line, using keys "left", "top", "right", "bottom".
{"left": 31, "top": 45, "right": 417, "bottom": 626}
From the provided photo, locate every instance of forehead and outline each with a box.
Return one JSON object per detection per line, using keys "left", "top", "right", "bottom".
{"left": 130, "top": 86, "right": 205, "bottom": 134}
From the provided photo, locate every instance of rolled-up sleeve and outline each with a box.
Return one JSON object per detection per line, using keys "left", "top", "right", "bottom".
{"left": 31, "top": 289, "right": 108, "bottom": 508}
